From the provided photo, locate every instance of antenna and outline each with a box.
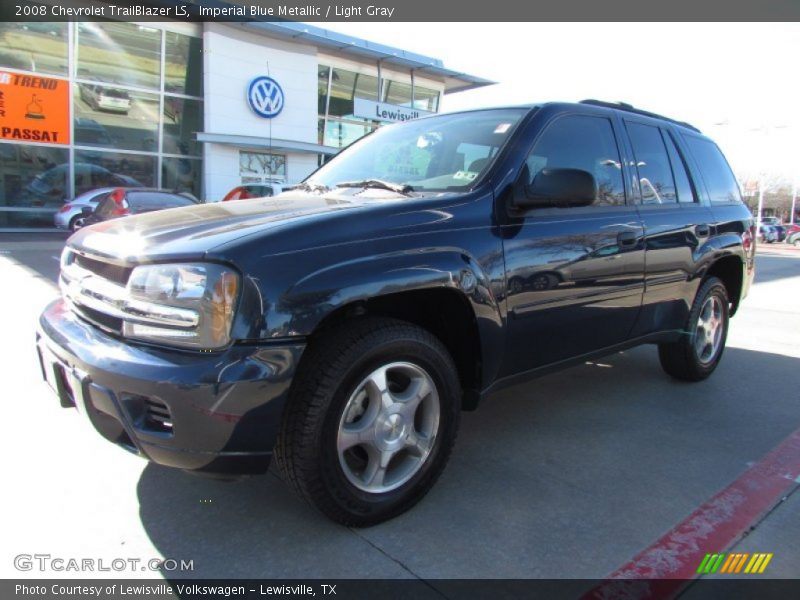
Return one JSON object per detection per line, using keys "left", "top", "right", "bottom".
{"left": 266, "top": 61, "right": 273, "bottom": 160}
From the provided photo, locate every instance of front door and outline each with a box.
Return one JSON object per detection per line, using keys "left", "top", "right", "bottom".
{"left": 501, "top": 113, "right": 645, "bottom": 377}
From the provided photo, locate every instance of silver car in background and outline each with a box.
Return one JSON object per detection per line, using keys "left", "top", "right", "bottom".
{"left": 53, "top": 187, "right": 114, "bottom": 232}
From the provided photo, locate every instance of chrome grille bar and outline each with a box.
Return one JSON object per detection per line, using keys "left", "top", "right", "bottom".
{"left": 60, "top": 250, "right": 199, "bottom": 330}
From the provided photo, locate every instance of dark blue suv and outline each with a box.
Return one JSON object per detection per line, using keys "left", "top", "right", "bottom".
{"left": 37, "top": 100, "right": 755, "bottom": 525}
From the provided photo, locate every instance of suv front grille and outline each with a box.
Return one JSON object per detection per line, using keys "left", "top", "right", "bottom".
{"left": 60, "top": 249, "right": 129, "bottom": 335}
{"left": 59, "top": 248, "right": 198, "bottom": 339}
{"left": 73, "top": 253, "right": 132, "bottom": 286}
{"left": 74, "top": 303, "right": 123, "bottom": 334}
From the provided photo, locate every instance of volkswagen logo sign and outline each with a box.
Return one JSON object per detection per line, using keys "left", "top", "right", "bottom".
{"left": 247, "top": 76, "right": 284, "bottom": 119}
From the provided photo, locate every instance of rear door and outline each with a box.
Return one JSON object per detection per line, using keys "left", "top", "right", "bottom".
{"left": 621, "top": 119, "right": 715, "bottom": 337}
{"left": 501, "top": 111, "right": 646, "bottom": 376}
{"left": 679, "top": 132, "right": 755, "bottom": 298}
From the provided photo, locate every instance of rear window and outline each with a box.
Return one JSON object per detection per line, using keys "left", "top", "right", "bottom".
{"left": 683, "top": 136, "right": 741, "bottom": 204}
{"left": 128, "top": 192, "right": 196, "bottom": 209}
{"left": 245, "top": 185, "right": 273, "bottom": 197}
{"left": 101, "top": 89, "right": 129, "bottom": 99}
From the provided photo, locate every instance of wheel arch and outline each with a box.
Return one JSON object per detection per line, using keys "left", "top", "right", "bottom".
{"left": 304, "top": 287, "right": 485, "bottom": 411}
{"left": 704, "top": 254, "right": 745, "bottom": 316}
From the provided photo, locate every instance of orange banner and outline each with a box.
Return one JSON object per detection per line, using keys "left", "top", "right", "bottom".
{"left": 0, "top": 71, "right": 70, "bottom": 145}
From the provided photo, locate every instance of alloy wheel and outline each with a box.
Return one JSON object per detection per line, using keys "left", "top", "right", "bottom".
{"left": 694, "top": 295, "right": 724, "bottom": 364}
{"left": 337, "top": 362, "right": 439, "bottom": 493}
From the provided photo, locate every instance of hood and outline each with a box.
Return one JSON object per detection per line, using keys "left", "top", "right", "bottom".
{"left": 67, "top": 192, "right": 376, "bottom": 263}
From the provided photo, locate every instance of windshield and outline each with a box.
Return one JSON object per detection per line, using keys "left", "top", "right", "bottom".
{"left": 307, "top": 109, "right": 528, "bottom": 192}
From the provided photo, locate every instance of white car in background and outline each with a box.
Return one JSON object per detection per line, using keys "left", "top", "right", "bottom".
{"left": 78, "top": 84, "right": 132, "bottom": 114}
{"left": 53, "top": 187, "right": 115, "bottom": 232}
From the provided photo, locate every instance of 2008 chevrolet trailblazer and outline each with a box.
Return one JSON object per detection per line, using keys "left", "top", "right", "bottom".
{"left": 37, "top": 101, "right": 754, "bottom": 525}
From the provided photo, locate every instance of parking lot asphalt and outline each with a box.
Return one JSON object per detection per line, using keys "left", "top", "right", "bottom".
{"left": 0, "top": 234, "right": 798, "bottom": 585}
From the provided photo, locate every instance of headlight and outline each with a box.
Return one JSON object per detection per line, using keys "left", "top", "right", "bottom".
{"left": 122, "top": 263, "right": 239, "bottom": 350}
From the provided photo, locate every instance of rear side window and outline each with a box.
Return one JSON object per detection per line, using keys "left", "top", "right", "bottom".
{"left": 89, "top": 191, "right": 110, "bottom": 204}
{"left": 525, "top": 115, "right": 625, "bottom": 206}
{"left": 128, "top": 192, "right": 195, "bottom": 211}
{"left": 626, "top": 122, "right": 677, "bottom": 204}
{"left": 683, "top": 136, "right": 741, "bottom": 204}
{"left": 663, "top": 133, "right": 696, "bottom": 203}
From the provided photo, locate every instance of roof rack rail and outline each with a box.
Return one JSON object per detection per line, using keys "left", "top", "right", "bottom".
{"left": 579, "top": 99, "right": 701, "bottom": 133}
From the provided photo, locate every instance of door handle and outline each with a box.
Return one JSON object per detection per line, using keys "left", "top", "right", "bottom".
{"left": 695, "top": 224, "right": 711, "bottom": 237}
{"left": 617, "top": 231, "right": 638, "bottom": 247}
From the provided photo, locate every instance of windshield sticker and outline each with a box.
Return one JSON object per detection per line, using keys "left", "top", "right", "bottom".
{"left": 494, "top": 123, "right": 512, "bottom": 134}
{"left": 453, "top": 170, "right": 478, "bottom": 181}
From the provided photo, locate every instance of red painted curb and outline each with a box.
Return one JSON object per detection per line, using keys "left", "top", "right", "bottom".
{"left": 584, "top": 428, "right": 800, "bottom": 600}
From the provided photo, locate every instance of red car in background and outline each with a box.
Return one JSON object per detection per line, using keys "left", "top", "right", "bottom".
{"left": 222, "top": 183, "right": 284, "bottom": 201}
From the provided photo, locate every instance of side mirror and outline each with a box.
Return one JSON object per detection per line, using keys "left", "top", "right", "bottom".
{"left": 514, "top": 168, "right": 597, "bottom": 210}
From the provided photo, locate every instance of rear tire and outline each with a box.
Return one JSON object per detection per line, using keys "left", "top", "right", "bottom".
{"left": 658, "top": 276, "right": 729, "bottom": 382}
{"left": 274, "top": 317, "right": 461, "bottom": 526}
{"left": 68, "top": 215, "right": 86, "bottom": 232}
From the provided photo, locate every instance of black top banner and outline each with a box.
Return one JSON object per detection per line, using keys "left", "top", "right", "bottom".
{"left": 3, "top": 0, "right": 800, "bottom": 22}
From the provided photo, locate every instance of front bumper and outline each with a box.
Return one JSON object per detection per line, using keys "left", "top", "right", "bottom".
{"left": 37, "top": 299, "right": 304, "bottom": 475}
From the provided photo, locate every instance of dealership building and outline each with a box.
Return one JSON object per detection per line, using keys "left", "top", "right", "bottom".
{"left": 0, "top": 19, "right": 491, "bottom": 230}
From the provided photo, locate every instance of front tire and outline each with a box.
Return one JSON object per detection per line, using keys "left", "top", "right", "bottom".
{"left": 274, "top": 317, "right": 461, "bottom": 526}
{"left": 658, "top": 276, "right": 729, "bottom": 382}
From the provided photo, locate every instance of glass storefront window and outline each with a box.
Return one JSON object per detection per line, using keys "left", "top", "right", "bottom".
{"left": 164, "top": 31, "right": 203, "bottom": 97}
{"left": 318, "top": 65, "right": 330, "bottom": 115}
{"left": 382, "top": 80, "right": 412, "bottom": 107}
{"left": 381, "top": 80, "right": 439, "bottom": 111}
{"left": 318, "top": 64, "right": 442, "bottom": 150}
{"left": 328, "top": 67, "right": 379, "bottom": 118}
{"left": 318, "top": 117, "right": 325, "bottom": 146}
{"left": 77, "top": 23, "right": 161, "bottom": 90}
{"left": 239, "top": 151, "right": 286, "bottom": 182}
{"left": 414, "top": 86, "right": 440, "bottom": 112}
{"left": 323, "top": 119, "right": 377, "bottom": 149}
{"left": 73, "top": 83, "right": 159, "bottom": 152}
{"left": 162, "top": 97, "right": 202, "bottom": 156}
{"left": 0, "top": 143, "right": 69, "bottom": 227}
{"left": 0, "top": 24, "right": 207, "bottom": 228}
{"left": 74, "top": 150, "right": 155, "bottom": 196}
{"left": 0, "top": 23, "right": 68, "bottom": 76}
{"left": 162, "top": 157, "right": 201, "bottom": 198}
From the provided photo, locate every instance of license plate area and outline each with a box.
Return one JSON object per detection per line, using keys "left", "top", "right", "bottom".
{"left": 38, "top": 344, "right": 88, "bottom": 411}
{"left": 52, "top": 362, "right": 76, "bottom": 408}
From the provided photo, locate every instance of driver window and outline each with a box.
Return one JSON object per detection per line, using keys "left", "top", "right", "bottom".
{"left": 526, "top": 115, "right": 626, "bottom": 206}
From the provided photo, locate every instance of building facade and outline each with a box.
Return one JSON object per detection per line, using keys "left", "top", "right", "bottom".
{"left": 0, "top": 20, "right": 490, "bottom": 230}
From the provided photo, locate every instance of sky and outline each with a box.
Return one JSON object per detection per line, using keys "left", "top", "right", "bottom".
{"left": 322, "top": 22, "right": 800, "bottom": 187}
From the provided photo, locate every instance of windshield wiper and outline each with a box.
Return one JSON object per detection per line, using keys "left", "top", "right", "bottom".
{"left": 336, "top": 179, "right": 414, "bottom": 195}
{"left": 292, "top": 181, "right": 330, "bottom": 193}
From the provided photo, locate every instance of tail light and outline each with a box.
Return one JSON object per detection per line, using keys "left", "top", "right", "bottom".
{"left": 58, "top": 204, "right": 72, "bottom": 213}
{"left": 109, "top": 188, "right": 129, "bottom": 216}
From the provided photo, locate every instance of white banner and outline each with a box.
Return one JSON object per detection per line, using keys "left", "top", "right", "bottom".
{"left": 353, "top": 97, "right": 432, "bottom": 123}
